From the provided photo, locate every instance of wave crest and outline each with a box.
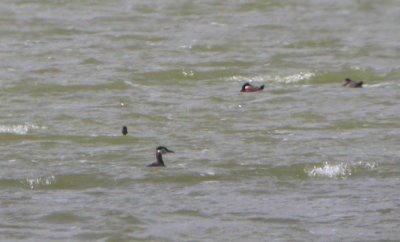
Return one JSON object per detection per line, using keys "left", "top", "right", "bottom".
{"left": 26, "top": 175, "right": 56, "bottom": 190}
{"left": 305, "top": 161, "right": 377, "bottom": 179}
{"left": 0, "top": 123, "right": 46, "bottom": 135}
{"left": 229, "top": 72, "right": 315, "bottom": 84}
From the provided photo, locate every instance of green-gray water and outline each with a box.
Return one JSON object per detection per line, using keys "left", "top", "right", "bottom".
{"left": 1, "top": 1, "right": 400, "bottom": 241}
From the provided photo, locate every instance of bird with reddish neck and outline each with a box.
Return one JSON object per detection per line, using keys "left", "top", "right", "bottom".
{"left": 241, "top": 82, "right": 265, "bottom": 92}
{"left": 147, "top": 146, "right": 174, "bottom": 167}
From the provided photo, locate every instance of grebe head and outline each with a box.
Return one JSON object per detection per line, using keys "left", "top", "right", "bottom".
{"left": 156, "top": 146, "right": 174, "bottom": 154}
{"left": 147, "top": 146, "right": 174, "bottom": 167}
{"left": 241, "top": 82, "right": 252, "bottom": 91}
{"left": 122, "top": 126, "right": 128, "bottom": 135}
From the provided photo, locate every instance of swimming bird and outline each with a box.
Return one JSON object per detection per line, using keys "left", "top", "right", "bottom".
{"left": 241, "top": 82, "right": 265, "bottom": 92}
{"left": 342, "top": 78, "right": 363, "bottom": 88}
{"left": 122, "top": 126, "right": 128, "bottom": 135}
{"left": 147, "top": 146, "right": 174, "bottom": 167}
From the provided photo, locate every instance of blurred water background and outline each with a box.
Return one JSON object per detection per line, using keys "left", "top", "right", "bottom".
{"left": 1, "top": 0, "right": 400, "bottom": 241}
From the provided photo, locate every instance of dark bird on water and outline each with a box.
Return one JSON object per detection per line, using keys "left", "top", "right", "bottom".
{"left": 343, "top": 78, "right": 363, "bottom": 88}
{"left": 147, "top": 146, "right": 174, "bottom": 167}
{"left": 241, "top": 82, "right": 265, "bottom": 92}
{"left": 122, "top": 126, "right": 128, "bottom": 135}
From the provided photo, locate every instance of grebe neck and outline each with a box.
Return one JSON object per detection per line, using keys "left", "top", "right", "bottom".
{"left": 156, "top": 152, "right": 165, "bottom": 166}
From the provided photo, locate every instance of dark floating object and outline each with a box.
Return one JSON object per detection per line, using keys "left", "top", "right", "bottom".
{"left": 122, "top": 126, "right": 128, "bottom": 135}
{"left": 343, "top": 78, "right": 363, "bottom": 88}
{"left": 241, "top": 82, "right": 265, "bottom": 92}
{"left": 147, "top": 146, "right": 174, "bottom": 167}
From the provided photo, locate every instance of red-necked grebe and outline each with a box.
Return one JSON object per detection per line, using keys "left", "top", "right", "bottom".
{"left": 343, "top": 78, "right": 363, "bottom": 88}
{"left": 147, "top": 146, "right": 174, "bottom": 167}
{"left": 241, "top": 82, "right": 265, "bottom": 92}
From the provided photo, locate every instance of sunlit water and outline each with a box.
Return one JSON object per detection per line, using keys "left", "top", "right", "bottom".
{"left": 1, "top": 0, "right": 400, "bottom": 241}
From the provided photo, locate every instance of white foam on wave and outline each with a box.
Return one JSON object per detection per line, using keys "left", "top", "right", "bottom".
{"left": 229, "top": 72, "right": 315, "bottom": 84}
{"left": 278, "top": 72, "right": 315, "bottom": 84}
{"left": 0, "top": 124, "right": 46, "bottom": 135}
{"left": 306, "top": 161, "right": 377, "bottom": 179}
{"left": 26, "top": 175, "right": 56, "bottom": 190}
{"left": 200, "top": 170, "right": 216, "bottom": 176}
{"left": 229, "top": 75, "right": 263, "bottom": 83}
{"left": 366, "top": 82, "right": 392, "bottom": 88}
{"left": 307, "top": 162, "right": 351, "bottom": 178}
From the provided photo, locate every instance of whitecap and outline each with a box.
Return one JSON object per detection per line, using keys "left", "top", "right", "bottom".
{"left": 200, "top": 170, "right": 216, "bottom": 176}
{"left": 25, "top": 175, "right": 56, "bottom": 190}
{"left": 306, "top": 162, "right": 351, "bottom": 178}
{"left": 0, "top": 124, "right": 29, "bottom": 135}
{"left": 235, "top": 75, "right": 267, "bottom": 83}
{"left": 275, "top": 72, "right": 315, "bottom": 84}
{"left": 306, "top": 160, "right": 378, "bottom": 179}
{"left": 229, "top": 72, "right": 315, "bottom": 84}
{"left": 0, "top": 123, "right": 46, "bottom": 135}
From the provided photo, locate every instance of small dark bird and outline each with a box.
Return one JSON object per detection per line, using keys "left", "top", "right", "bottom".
{"left": 147, "top": 146, "right": 174, "bottom": 167}
{"left": 343, "top": 78, "right": 363, "bottom": 88}
{"left": 122, "top": 126, "right": 128, "bottom": 135}
{"left": 241, "top": 82, "right": 265, "bottom": 92}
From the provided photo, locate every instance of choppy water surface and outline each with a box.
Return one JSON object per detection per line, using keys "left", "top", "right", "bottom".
{"left": 1, "top": 0, "right": 400, "bottom": 241}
